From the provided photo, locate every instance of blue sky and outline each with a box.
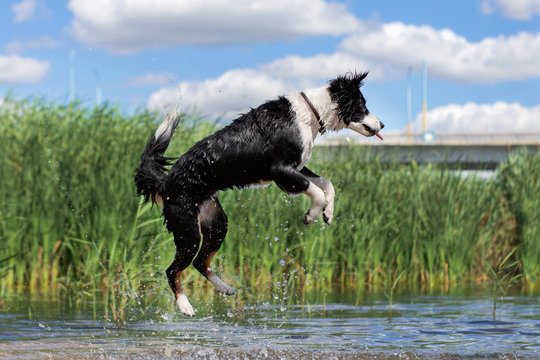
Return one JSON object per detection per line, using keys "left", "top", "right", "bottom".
{"left": 1, "top": 0, "right": 539, "bottom": 132}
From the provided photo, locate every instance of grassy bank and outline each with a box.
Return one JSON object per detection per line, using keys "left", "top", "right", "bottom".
{"left": 1, "top": 100, "right": 539, "bottom": 308}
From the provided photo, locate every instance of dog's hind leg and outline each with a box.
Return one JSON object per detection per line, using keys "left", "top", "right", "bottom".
{"left": 163, "top": 202, "right": 201, "bottom": 317}
{"left": 271, "top": 165, "right": 325, "bottom": 226}
{"left": 300, "top": 167, "right": 335, "bottom": 225}
{"left": 193, "top": 196, "right": 236, "bottom": 295}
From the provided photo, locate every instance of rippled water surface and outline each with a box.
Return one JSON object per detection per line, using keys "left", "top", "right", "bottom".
{"left": 1, "top": 290, "right": 539, "bottom": 359}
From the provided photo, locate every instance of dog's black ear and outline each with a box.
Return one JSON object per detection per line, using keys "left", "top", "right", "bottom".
{"left": 352, "top": 71, "right": 368, "bottom": 88}
{"left": 328, "top": 72, "right": 370, "bottom": 125}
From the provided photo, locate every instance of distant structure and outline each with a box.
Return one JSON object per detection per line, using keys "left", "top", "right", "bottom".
{"left": 69, "top": 50, "right": 76, "bottom": 102}
{"left": 94, "top": 69, "right": 102, "bottom": 105}
{"left": 319, "top": 60, "right": 540, "bottom": 168}
{"left": 406, "top": 68, "right": 412, "bottom": 141}
{"left": 422, "top": 61, "right": 427, "bottom": 134}
{"left": 318, "top": 131, "right": 540, "bottom": 169}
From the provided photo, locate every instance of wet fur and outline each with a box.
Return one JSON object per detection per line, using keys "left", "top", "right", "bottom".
{"left": 134, "top": 73, "right": 383, "bottom": 316}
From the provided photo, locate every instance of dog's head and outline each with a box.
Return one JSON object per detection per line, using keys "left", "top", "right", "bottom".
{"left": 328, "top": 72, "right": 384, "bottom": 138}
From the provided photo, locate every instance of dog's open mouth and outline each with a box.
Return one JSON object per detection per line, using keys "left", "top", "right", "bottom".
{"left": 362, "top": 124, "right": 383, "bottom": 140}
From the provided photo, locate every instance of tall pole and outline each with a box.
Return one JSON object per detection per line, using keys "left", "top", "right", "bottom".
{"left": 422, "top": 61, "right": 427, "bottom": 133}
{"left": 94, "top": 69, "right": 102, "bottom": 105}
{"left": 407, "top": 68, "right": 412, "bottom": 141}
{"left": 69, "top": 49, "right": 76, "bottom": 102}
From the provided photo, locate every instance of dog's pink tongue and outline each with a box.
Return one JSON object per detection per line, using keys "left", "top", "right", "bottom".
{"left": 376, "top": 133, "right": 383, "bottom": 140}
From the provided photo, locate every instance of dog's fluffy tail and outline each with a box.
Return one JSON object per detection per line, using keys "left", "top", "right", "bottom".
{"left": 134, "top": 111, "right": 180, "bottom": 205}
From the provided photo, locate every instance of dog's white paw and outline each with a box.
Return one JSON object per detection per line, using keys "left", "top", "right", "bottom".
{"left": 176, "top": 294, "right": 195, "bottom": 317}
{"left": 303, "top": 210, "right": 318, "bottom": 227}
{"left": 323, "top": 205, "right": 334, "bottom": 226}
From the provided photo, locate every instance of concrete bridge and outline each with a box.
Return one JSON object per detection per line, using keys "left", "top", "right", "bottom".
{"left": 318, "top": 132, "right": 540, "bottom": 169}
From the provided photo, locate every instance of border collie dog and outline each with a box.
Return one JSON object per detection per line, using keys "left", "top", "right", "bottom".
{"left": 135, "top": 72, "right": 383, "bottom": 316}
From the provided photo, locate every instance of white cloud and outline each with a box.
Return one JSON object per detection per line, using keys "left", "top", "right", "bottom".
{"left": 66, "top": 0, "right": 540, "bottom": 85}
{"left": 414, "top": 102, "right": 540, "bottom": 133}
{"left": 68, "top": 0, "right": 361, "bottom": 54}
{"left": 340, "top": 22, "right": 540, "bottom": 83}
{"left": 138, "top": 11, "right": 540, "bottom": 117}
{"left": 121, "top": 72, "right": 176, "bottom": 88}
{"left": 146, "top": 21, "right": 540, "bottom": 118}
{"left": 146, "top": 52, "right": 376, "bottom": 116}
{"left": 261, "top": 52, "right": 388, "bottom": 86}
{"left": 0, "top": 54, "right": 49, "bottom": 83}
{"left": 481, "top": 0, "right": 540, "bottom": 20}
{"left": 147, "top": 68, "right": 293, "bottom": 115}
{"left": 144, "top": 54, "right": 375, "bottom": 114}
{"left": 4, "top": 35, "right": 59, "bottom": 54}
{"left": 12, "top": 0, "right": 37, "bottom": 23}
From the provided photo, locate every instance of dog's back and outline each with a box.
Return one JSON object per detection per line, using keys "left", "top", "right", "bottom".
{"left": 163, "top": 96, "right": 304, "bottom": 202}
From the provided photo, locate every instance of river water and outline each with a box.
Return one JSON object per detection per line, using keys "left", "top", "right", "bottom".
{"left": 1, "top": 289, "right": 539, "bottom": 359}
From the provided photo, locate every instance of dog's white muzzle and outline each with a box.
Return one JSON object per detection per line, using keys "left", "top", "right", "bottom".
{"left": 347, "top": 113, "right": 384, "bottom": 137}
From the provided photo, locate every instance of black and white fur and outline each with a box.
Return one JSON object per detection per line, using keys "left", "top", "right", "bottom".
{"left": 134, "top": 72, "right": 383, "bottom": 316}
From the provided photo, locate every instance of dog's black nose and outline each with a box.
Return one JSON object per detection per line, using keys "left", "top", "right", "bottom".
{"left": 380, "top": 121, "right": 385, "bottom": 130}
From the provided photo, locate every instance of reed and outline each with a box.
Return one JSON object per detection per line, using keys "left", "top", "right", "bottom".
{"left": 484, "top": 248, "right": 522, "bottom": 320}
{"left": 497, "top": 150, "right": 540, "bottom": 291}
{"left": 0, "top": 98, "right": 539, "bottom": 311}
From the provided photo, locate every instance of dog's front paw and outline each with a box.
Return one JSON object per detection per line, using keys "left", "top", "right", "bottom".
{"left": 323, "top": 198, "right": 334, "bottom": 226}
{"left": 176, "top": 294, "right": 195, "bottom": 317}
{"left": 322, "top": 206, "right": 334, "bottom": 226}
{"left": 303, "top": 210, "right": 318, "bottom": 227}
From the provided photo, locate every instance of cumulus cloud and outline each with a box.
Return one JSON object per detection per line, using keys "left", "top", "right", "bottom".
{"left": 120, "top": 72, "right": 177, "bottom": 88}
{"left": 0, "top": 54, "right": 50, "bottom": 83}
{"left": 12, "top": 0, "right": 37, "bottom": 23}
{"left": 66, "top": 0, "right": 540, "bottom": 85}
{"left": 481, "top": 0, "right": 540, "bottom": 20}
{"left": 147, "top": 69, "right": 294, "bottom": 115}
{"left": 4, "top": 35, "right": 59, "bottom": 54}
{"left": 146, "top": 21, "right": 540, "bottom": 113}
{"left": 146, "top": 20, "right": 540, "bottom": 116}
{"left": 146, "top": 52, "right": 377, "bottom": 115}
{"left": 413, "top": 102, "right": 540, "bottom": 133}
{"left": 340, "top": 22, "right": 540, "bottom": 83}
{"left": 135, "top": 9, "right": 540, "bottom": 117}
{"left": 261, "top": 52, "right": 388, "bottom": 86}
{"left": 68, "top": 0, "right": 361, "bottom": 54}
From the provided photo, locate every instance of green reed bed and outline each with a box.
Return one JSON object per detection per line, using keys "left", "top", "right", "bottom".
{"left": 1, "top": 100, "right": 539, "bottom": 310}
{"left": 497, "top": 151, "right": 540, "bottom": 289}
{"left": 219, "top": 152, "right": 517, "bottom": 292}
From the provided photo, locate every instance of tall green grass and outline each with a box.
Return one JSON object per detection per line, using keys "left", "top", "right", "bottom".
{"left": 1, "top": 99, "right": 539, "bottom": 309}
{"left": 497, "top": 151, "right": 540, "bottom": 290}
{"left": 218, "top": 151, "right": 517, "bottom": 292}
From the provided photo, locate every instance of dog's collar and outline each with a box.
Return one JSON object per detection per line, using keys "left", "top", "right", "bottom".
{"left": 300, "top": 91, "right": 326, "bottom": 134}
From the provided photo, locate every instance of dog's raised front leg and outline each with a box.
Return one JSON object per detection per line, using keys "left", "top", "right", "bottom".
{"left": 271, "top": 166, "right": 325, "bottom": 226}
{"left": 302, "top": 183, "right": 326, "bottom": 226}
{"left": 300, "top": 167, "right": 335, "bottom": 225}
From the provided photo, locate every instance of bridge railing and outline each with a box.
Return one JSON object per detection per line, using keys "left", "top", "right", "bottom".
{"left": 319, "top": 131, "right": 540, "bottom": 146}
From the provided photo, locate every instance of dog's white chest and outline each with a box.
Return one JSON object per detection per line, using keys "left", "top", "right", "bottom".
{"left": 286, "top": 93, "right": 324, "bottom": 170}
{"left": 297, "top": 123, "right": 314, "bottom": 169}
